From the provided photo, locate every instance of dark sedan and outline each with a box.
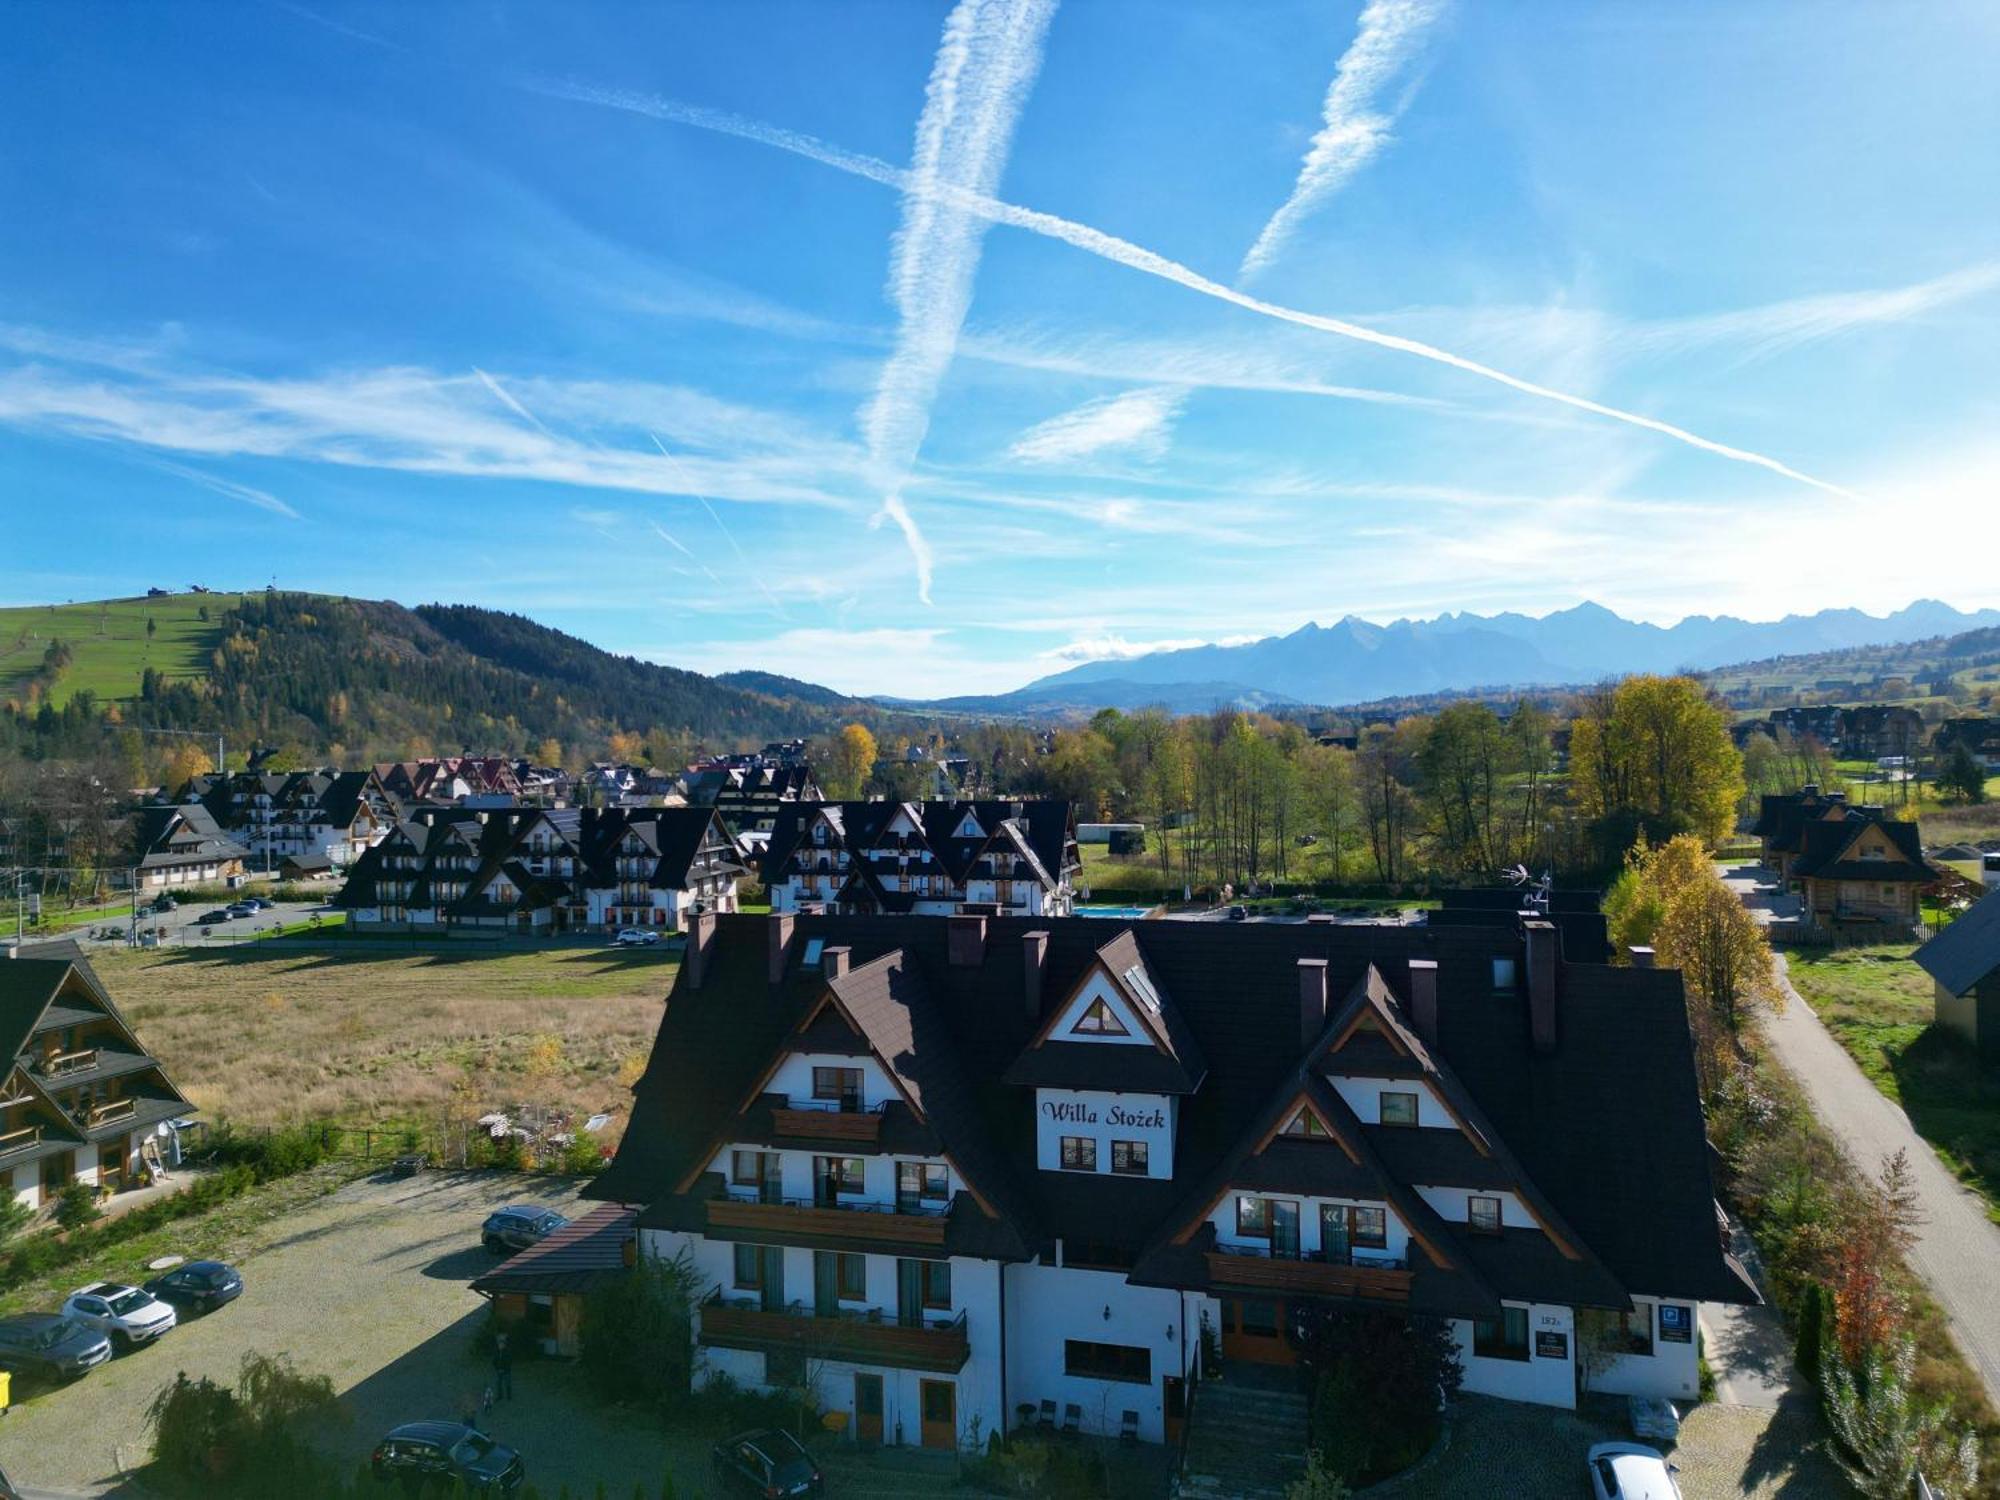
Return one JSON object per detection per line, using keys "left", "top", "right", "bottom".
{"left": 711, "top": 1429, "right": 823, "bottom": 1498}
{"left": 480, "top": 1206, "right": 566, "bottom": 1254}
{"left": 0, "top": 1313, "right": 113, "bottom": 1386}
{"left": 371, "top": 1421, "right": 524, "bottom": 1494}
{"left": 143, "top": 1259, "right": 244, "bottom": 1316}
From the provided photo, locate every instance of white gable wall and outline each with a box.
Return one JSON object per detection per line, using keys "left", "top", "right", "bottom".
{"left": 1046, "top": 970, "right": 1154, "bottom": 1047}
{"left": 1326, "top": 1074, "right": 1455, "bottom": 1130}
{"left": 1034, "top": 1090, "right": 1176, "bottom": 1179}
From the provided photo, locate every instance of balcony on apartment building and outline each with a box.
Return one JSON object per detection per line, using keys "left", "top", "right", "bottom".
{"left": 698, "top": 1288, "right": 970, "bottom": 1373}
{"left": 1205, "top": 1241, "right": 1414, "bottom": 1302}
{"left": 769, "top": 1097, "right": 890, "bottom": 1145}
{"left": 708, "top": 1186, "right": 951, "bottom": 1247}
{"left": 0, "top": 1122, "right": 44, "bottom": 1161}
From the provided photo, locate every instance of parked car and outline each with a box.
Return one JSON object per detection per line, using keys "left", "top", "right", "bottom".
{"left": 245, "top": 896, "right": 273, "bottom": 911}
{"left": 370, "top": 1421, "right": 524, "bottom": 1494}
{"left": 224, "top": 901, "right": 256, "bottom": 918}
{"left": 1587, "top": 1442, "right": 1682, "bottom": 1500}
{"left": 613, "top": 927, "right": 659, "bottom": 947}
{"left": 0, "top": 1313, "right": 113, "bottom": 1385}
{"left": 142, "top": 1260, "right": 244, "bottom": 1316}
{"left": 480, "top": 1206, "right": 567, "bottom": 1254}
{"left": 1225, "top": 904, "right": 1248, "bottom": 921}
{"left": 61, "top": 1282, "right": 176, "bottom": 1351}
{"left": 195, "top": 909, "right": 232, "bottom": 925}
{"left": 711, "top": 1429, "right": 824, "bottom": 1498}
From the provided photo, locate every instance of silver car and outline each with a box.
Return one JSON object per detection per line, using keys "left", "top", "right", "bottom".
{"left": 1588, "top": 1443, "right": 1682, "bottom": 1500}
{"left": 62, "top": 1282, "right": 177, "bottom": 1351}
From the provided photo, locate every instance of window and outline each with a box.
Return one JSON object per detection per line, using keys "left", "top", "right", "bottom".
{"left": 817, "top": 1156, "right": 866, "bottom": 1194}
{"left": 919, "top": 1258, "right": 952, "bottom": 1309}
{"left": 1064, "top": 1340, "right": 1152, "bottom": 1384}
{"left": 1347, "top": 1206, "right": 1387, "bottom": 1248}
{"left": 812, "top": 1067, "right": 863, "bottom": 1108}
{"left": 1379, "top": 1091, "right": 1419, "bottom": 1127}
{"left": 1468, "top": 1196, "right": 1502, "bottom": 1235}
{"left": 1283, "top": 1109, "right": 1332, "bottom": 1139}
{"left": 1060, "top": 1136, "right": 1097, "bottom": 1172}
{"left": 836, "top": 1252, "right": 867, "bottom": 1300}
{"left": 733, "top": 1243, "right": 762, "bottom": 1289}
{"left": 1491, "top": 957, "right": 1517, "bottom": 991}
{"left": 731, "top": 1150, "right": 771, "bottom": 1187}
{"left": 1474, "top": 1306, "right": 1529, "bottom": 1361}
{"left": 1070, "top": 998, "right": 1128, "bottom": 1036}
{"left": 898, "top": 1161, "right": 949, "bottom": 1202}
{"left": 1236, "top": 1196, "right": 1271, "bottom": 1238}
{"left": 1110, "top": 1139, "right": 1149, "bottom": 1176}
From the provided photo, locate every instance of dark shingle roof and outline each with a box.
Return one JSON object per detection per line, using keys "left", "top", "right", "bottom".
{"left": 1916, "top": 892, "right": 2000, "bottom": 996}
{"left": 470, "top": 1204, "right": 637, "bottom": 1296}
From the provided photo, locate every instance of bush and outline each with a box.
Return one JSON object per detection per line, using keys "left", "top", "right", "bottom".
{"left": 53, "top": 1180, "right": 100, "bottom": 1231}
{"left": 208, "top": 1122, "right": 334, "bottom": 1182}
{"left": 0, "top": 1192, "right": 33, "bottom": 1246}
{"left": 1293, "top": 1307, "right": 1458, "bottom": 1484}
{"left": 578, "top": 1251, "right": 697, "bottom": 1409}
{"left": 145, "top": 1352, "right": 342, "bottom": 1496}
{"left": 1823, "top": 1338, "right": 1981, "bottom": 1499}
{"left": 563, "top": 1134, "right": 607, "bottom": 1176}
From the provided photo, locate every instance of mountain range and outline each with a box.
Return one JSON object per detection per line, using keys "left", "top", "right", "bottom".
{"left": 934, "top": 600, "right": 2000, "bottom": 715}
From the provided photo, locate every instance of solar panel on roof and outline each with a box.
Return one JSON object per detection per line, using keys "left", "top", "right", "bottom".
{"left": 802, "top": 938, "right": 824, "bottom": 967}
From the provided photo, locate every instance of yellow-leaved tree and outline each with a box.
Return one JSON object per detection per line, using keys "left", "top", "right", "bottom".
{"left": 1568, "top": 675, "right": 1744, "bottom": 856}
{"left": 822, "top": 723, "right": 878, "bottom": 800}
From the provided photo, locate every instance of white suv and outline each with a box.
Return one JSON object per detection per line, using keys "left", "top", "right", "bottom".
{"left": 62, "top": 1282, "right": 177, "bottom": 1351}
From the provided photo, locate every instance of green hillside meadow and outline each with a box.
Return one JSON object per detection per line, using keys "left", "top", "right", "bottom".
{"left": 0, "top": 593, "right": 248, "bottom": 706}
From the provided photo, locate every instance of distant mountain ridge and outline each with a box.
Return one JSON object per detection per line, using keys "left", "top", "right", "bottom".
{"left": 994, "top": 599, "right": 2000, "bottom": 712}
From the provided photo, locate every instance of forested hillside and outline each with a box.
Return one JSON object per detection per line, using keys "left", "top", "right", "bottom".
{"left": 0, "top": 591, "right": 886, "bottom": 768}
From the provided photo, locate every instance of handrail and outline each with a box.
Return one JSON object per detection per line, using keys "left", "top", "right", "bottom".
{"left": 89, "top": 1098, "right": 136, "bottom": 1124}
{"left": 37, "top": 1048, "right": 101, "bottom": 1077}
{"left": 719, "top": 1189, "right": 947, "bottom": 1219}
{"left": 782, "top": 1098, "right": 890, "bottom": 1116}
{"left": 702, "top": 1286, "right": 966, "bottom": 1334}
{"left": 1211, "top": 1241, "right": 1406, "bottom": 1272}
{"left": 0, "top": 1123, "right": 42, "bottom": 1153}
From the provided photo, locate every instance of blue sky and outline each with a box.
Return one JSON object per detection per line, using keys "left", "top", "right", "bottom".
{"left": 3, "top": 2, "right": 1998, "bottom": 697}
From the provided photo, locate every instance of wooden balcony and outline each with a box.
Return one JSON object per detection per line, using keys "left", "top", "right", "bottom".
{"left": 707, "top": 1194, "right": 949, "bottom": 1247}
{"left": 0, "top": 1123, "right": 43, "bottom": 1158}
{"left": 89, "top": 1098, "right": 136, "bottom": 1126}
{"left": 699, "top": 1293, "right": 969, "bottom": 1373}
{"left": 771, "top": 1103, "right": 884, "bottom": 1144}
{"left": 37, "top": 1048, "right": 99, "bottom": 1079}
{"left": 1206, "top": 1246, "right": 1413, "bottom": 1303}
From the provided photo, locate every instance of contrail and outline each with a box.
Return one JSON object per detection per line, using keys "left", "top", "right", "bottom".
{"left": 648, "top": 433, "right": 789, "bottom": 619}
{"left": 1240, "top": 0, "right": 1444, "bottom": 281}
{"left": 649, "top": 519, "right": 725, "bottom": 588}
{"left": 155, "top": 459, "right": 302, "bottom": 519}
{"left": 859, "top": 0, "right": 1058, "bottom": 603}
{"left": 530, "top": 76, "right": 1860, "bottom": 501}
{"left": 472, "top": 366, "right": 553, "bottom": 436}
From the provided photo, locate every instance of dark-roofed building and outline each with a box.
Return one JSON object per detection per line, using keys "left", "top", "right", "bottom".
{"left": 181, "top": 767, "right": 400, "bottom": 870}
{"left": 592, "top": 906, "right": 1751, "bottom": 1451}
{"left": 127, "top": 803, "right": 249, "bottom": 890}
{"left": 1934, "top": 717, "right": 2000, "bottom": 773}
{"left": 1915, "top": 893, "right": 2000, "bottom": 1062}
{"left": 1791, "top": 811, "right": 1933, "bottom": 936}
{"left": 471, "top": 1203, "right": 637, "bottom": 1356}
{"left": 0, "top": 943, "right": 194, "bottom": 1213}
{"left": 1748, "top": 783, "right": 1851, "bottom": 882}
{"left": 762, "top": 800, "right": 1079, "bottom": 920}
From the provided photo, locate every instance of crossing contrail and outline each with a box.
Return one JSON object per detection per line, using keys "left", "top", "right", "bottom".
{"left": 529, "top": 77, "right": 1861, "bottom": 502}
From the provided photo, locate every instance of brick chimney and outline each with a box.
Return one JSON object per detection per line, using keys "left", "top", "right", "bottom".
{"left": 684, "top": 911, "right": 717, "bottom": 990}
{"left": 1298, "top": 957, "right": 1329, "bottom": 1048}
{"left": 1406, "top": 958, "right": 1438, "bottom": 1045}
{"left": 1525, "top": 919, "right": 1559, "bottom": 1054}
{"left": 1628, "top": 945, "right": 1655, "bottom": 969}
{"left": 823, "top": 945, "right": 851, "bottom": 981}
{"left": 948, "top": 913, "right": 988, "bottom": 968}
{"left": 1023, "top": 930, "right": 1050, "bottom": 1021}
{"left": 765, "top": 912, "right": 795, "bottom": 983}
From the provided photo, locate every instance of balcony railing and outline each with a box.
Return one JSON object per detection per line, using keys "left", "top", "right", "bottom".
{"left": 709, "top": 1191, "right": 950, "bottom": 1246}
{"left": 1207, "top": 1242, "right": 1413, "bottom": 1301}
{"left": 88, "top": 1098, "right": 137, "bottom": 1126}
{"left": 36, "top": 1048, "right": 99, "bottom": 1079}
{"left": 0, "top": 1124, "right": 43, "bottom": 1158}
{"left": 698, "top": 1289, "right": 969, "bottom": 1373}
{"left": 771, "top": 1099, "right": 887, "bottom": 1144}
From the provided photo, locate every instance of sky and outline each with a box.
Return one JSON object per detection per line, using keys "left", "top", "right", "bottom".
{"left": 2, "top": 2, "right": 1998, "bottom": 698}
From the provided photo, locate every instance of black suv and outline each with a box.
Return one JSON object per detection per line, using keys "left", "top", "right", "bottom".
{"left": 480, "top": 1205, "right": 566, "bottom": 1254}
{"left": 0, "top": 1312, "right": 113, "bottom": 1386}
{"left": 711, "top": 1429, "right": 824, "bottom": 1497}
{"left": 371, "top": 1421, "right": 524, "bottom": 1493}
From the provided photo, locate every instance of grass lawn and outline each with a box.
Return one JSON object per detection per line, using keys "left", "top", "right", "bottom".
{"left": 91, "top": 943, "right": 675, "bottom": 1136}
{"left": 1786, "top": 942, "right": 2000, "bottom": 1220}
{"left": 0, "top": 591, "right": 248, "bottom": 707}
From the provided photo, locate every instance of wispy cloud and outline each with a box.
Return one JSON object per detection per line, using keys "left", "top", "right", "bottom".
{"left": 1038, "top": 631, "right": 1264, "bottom": 664}
{"left": 648, "top": 433, "right": 790, "bottom": 619}
{"left": 858, "top": 0, "right": 1058, "bottom": 602}
{"left": 273, "top": 1, "right": 398, "bottom": 51}
{"left": 1239, "top": 0, "right": 1445, "bottom": 281}
{"left": 539, "top": 79, "right": 1863, "bottom": 503}
{"left": 1008, "top": 386, "right": 1187, "bottom": 464}
{"left": 154, "top": 459, "right": 301, "bottom": 519}
{"left": 473, "top": 366, "right": 553, "bottom": 436}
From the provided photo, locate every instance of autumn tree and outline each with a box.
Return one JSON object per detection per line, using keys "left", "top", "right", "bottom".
{"left": 820, "top": 723, "right": 877, "bottom": 800}
{"left": 1416, "top": 702, "right": 1510, "bottom": 876}
{"left": 1567, "top": 675, "right": 1744, "bottom": 860}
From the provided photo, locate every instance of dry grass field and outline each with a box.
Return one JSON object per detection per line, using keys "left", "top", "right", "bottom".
{"left": 91, "top": 944, "right": 675, "bottom": 1136}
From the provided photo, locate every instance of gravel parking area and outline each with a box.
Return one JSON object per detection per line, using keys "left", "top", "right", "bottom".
{"left": 0, "top": 1170, "right": 715, "bottom": 1497}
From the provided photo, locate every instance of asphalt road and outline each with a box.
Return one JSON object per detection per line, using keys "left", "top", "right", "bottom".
{"left": 1766, "top": 951, "right": 2000, "bottom": 1407}
{"left": 17, "top": 896, "right": 333, "bottom": 952}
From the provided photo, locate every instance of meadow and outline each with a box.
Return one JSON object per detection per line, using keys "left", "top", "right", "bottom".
{"left": 0, "top": 591, "right": 247, "bottom": 706}
{"left": 93, "top": 942, "right": 674, "bottom": 1136}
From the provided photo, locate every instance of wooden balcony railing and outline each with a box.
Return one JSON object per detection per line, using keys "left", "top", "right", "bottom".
{"left": 771, "top": 1101, "right": 885, "bottom": 1144}
{"left": 88, "top": 1098, "right": 136, "bottom": 1126}
{"left": 37, "top": 1048, "right": 99, "bottom": 1079}
{"left": 0, "top": 1124, "right": 43, "bottom": 1157}
{"left": 698, "top": 1290, "right": 969, "bottom": 1373}
{"left": 707, "top": 1193, "right": 949, "bottom": 1246}
{"left": 1206, "top": 1244, "right": 1413, "bottom": 1302}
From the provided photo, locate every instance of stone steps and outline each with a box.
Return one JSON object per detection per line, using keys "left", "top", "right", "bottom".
{"left": 1177, "top": 1377, "right": 1311, "bottom": 1500}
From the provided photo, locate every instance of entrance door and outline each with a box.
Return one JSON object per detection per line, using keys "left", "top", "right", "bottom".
{"left": 1163, "top": 1375, "right": 1186, "bottom": 1447}
{"left": 813, "top": 1252, "right": 840, "bottom": 1317}
{"left": 1319, "top": 1203, "right": 1349, "bottom": 1265}
{"left": 919, "top": 1379, "right": 956, "bottom": 1450}
{"left": 1269, "top": 1200, "right": 1300, "bottom": 1259}
{"left": 1219, "top": 1298, "right": 1294, "bottom": 1366}
{"left": 896, "top": 1258, "right": 923, "bottom": 1325}
{"left": 854, "top": 1373, "right": 884, "bottom": 1446}
{"left": 759, "top": 1247, "right": 786, "bottom": 1313}
{"left": 40, "top": 1150, "right": 72, "bottom": 1199}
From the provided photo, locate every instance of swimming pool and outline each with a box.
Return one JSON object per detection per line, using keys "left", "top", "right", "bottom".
{"left": 1076, "top": 904, "right": 1158, "bottom": 919}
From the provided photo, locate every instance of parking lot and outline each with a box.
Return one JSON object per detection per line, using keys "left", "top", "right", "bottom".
{"left": 0, "top": 1171, "right": 717, "bottom": 1497}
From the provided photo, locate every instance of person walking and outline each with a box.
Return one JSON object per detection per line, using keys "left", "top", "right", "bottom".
{"left": 492, "top": 1330, "right": 514, "bottom": 1401}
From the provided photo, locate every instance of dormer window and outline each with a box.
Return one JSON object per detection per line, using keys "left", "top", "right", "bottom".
{"left": 1071, "top": 999, "right": 1128, "bottom": 1036}
{"left": 1282, "top": 1109, "right": 1332, "bottom": 1139}
{"left": 1379, "top": 1092, "right": 1419, "bottom": 1127}
{"left": 1468, "top": 1196, "right": 1502, "bottom": 1235}
{"left": 1491, "top": 957, "right": 1518, "bottom": 992}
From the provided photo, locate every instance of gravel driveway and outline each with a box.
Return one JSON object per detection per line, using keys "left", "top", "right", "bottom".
{"left": 0, "top": 1170, "right": 712, "bottom": 1496}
